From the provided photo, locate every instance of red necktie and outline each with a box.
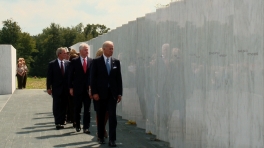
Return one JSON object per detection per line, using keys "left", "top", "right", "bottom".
{"left": 61, "top": 61, "right": 64, "bottom": 75}
{"left": 83, "top": 58, "right": 87, "bottom": 73}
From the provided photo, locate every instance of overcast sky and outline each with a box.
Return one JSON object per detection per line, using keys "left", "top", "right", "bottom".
{"left": 0, "top": 0, "right": 172, "bottom": 35}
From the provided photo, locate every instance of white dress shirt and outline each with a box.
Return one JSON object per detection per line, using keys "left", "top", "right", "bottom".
{"left": 80, "top": 57, "right": 87, "bottom": 65}
{"left": 103, "top": 54, "right": 111, "bottom": 64}
{"left": 57, "top": 59, "right": 65, "bottom": 71}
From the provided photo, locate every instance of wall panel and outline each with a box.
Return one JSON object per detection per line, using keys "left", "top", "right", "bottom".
{"left": 71, "top": 0, "right": 264, "bottom": 147}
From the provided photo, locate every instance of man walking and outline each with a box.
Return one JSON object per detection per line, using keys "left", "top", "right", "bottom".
{"left": 68, "top": 43, "right": 92, "bottom": 134}
{"left": 91, "top": 41, "right": 123, "bottom": 147}
{"left": 47, "top": 47, "right": 70, "bottom": 130}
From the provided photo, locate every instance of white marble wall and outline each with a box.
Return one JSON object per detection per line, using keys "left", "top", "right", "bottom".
{"left": 0, "top": 45, "right": 16, "bottom": 95}
{"left": 81, "top": 0, "right": 264, "bottom": 147}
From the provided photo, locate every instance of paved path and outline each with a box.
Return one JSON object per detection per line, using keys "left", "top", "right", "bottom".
{"left": 0, "top": 94, "right": 11, "bottom": 112}
{"left": 0, "top": 90, "right": 170, "bottom": 148}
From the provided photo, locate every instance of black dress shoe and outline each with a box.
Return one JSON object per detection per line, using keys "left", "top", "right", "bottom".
{"left": 56, "top": 124, "right": 64, "bottom": 130}
{"left": 56, "top": 124, "right": 60, "bottom": 130}
{"left": 98, "top": 138, "right": 105, "bottom": 144}
{"left": 83, "top": 129, "right": 90, "bottom": 134}
{"left": 108, "top": 141, "right": 116, "bottom": 147}
{"left": 76, "top": 126, "right": 81, "bottom": 132}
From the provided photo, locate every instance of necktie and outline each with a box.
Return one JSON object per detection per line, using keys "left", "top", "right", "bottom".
{"left": 61, "top": 61, "right": 64, "bottom": 75}
{"left": 106, "top": 58, "right": 110, "bottom": 75}
{"left": 83, "top": 58, "right": 87, "bottom": 73}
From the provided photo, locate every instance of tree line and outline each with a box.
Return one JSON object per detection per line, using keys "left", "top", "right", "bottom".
{"left": 0, "top": 19, "right": 110, "bottom": 77}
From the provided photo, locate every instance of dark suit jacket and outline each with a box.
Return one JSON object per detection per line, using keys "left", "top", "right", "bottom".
{"left": 90, "top": 55, "right": 123, "bottom": 100}
{"left": 46, "top": 59, "right": 70, "bottom": 96}
{"left": 68, "top": 56, "right": 92, "bottom": 95}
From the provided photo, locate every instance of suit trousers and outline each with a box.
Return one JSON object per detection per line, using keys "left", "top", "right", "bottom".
{"left": 74, "top": 89, "right": 91, "bottom": 129}
{"left": 97, "top": 89, "right": 117, "bottom": 141}
{"left": 52, "top": 91, "right": 67, "bottom": 125}
{"left": 67, "top": 95, "right": 75, "bottom": 122}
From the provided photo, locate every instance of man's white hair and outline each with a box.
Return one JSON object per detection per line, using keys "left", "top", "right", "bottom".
{"left": 79, "top": 42, "right": 90, "bottom": 51}
{"left": 102, "top": 41, "right": 113, "bottom": 49}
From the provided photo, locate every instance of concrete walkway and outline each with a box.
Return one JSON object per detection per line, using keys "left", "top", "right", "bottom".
{"left": 0, "top": 94, "right": 12, "bottom": 112}
{"left": 0, "top": 90, "right": 170, "bottom": 148}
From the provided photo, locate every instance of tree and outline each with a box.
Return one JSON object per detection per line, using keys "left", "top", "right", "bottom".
{"left": 17, "top": 32, "right": 37, "bottom": 72}
{"left": 0, "top": 19, "right": 36, "bottom": 74}
{"left": 0, "top": 30, "right": 2, "bottom": 43}
{"left": 61, "top": 27, "right": 77, "bottom": 48}
{"left": 73, "top": 33, "right": 86, "bottom": 44}
{"left": 74, "top": 23, "right": 84, "bottom": 34}
{"left": 83, "top": 24, "right": 110, "bottom": 40}
{"left": 31, "top": 23, "right": 64, "bottom": 76}
{"left": 0, "top": 19, "right": 21, "bottom": 48}
{"left": 96, "top": 24, "right": 110, "bottom": 35}
{"left": 0, "top": 20, "right": 111, "bottom": 77}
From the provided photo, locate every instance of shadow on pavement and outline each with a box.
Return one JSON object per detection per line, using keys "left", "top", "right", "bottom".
{"left": 34, "top": 121, "right": 54, "bottom": 125}
{"left": 36, "top": 131, "right": 76, "bottom": 139}
{"left": 53, "top": 137, "right": 115, "bottom": 148}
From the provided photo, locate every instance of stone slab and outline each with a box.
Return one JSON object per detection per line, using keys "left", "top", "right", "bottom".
{"left": 0, "top": 45, "right": 16, "bottom": 95}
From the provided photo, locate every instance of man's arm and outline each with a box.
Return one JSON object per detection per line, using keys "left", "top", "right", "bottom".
{"left": 116, "top": 60, "right": 123, "bottom": 103}
{"left": 46, "top": 62, "right": 53, "bottom": 95}
{"left": 117, "top": 60, "right": 123, "bottom": 96}
{"left": 87, "top": 58, "right": 93, "bottom": 88}
{"left": 68, "top": 60, "right": 74, "bottom": 96}
{"left": 87, "top": 58, "right": 93, "bottom": 99}
{"left": 90, "top": 59, "right": 99, "bottom": 100}
{"left": 90, "top": 59, "right": 98, "bottom": 95}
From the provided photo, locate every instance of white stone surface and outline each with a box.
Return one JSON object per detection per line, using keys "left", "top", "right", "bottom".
{"left": 0, "top": 45, "right": 16, "bottom": 95}
{"left": 74, "top": 0, "right": 264, "bottom": 147}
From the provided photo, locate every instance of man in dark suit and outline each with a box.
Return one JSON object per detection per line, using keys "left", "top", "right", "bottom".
{"left": 91, "top": 41, "right": 123, "bottom": 147}
{"left": 47, "top": 47, "right": 70, "bottom": 130}
{"left": 68, "top": 43, "right": 92, "bottom": 134}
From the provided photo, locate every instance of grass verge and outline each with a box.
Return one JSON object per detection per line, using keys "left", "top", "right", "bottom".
{"left": 17, "top": 77, "right": 46, "bottom": 89}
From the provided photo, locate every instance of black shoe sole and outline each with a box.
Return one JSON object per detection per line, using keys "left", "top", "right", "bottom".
{"left": 56, "top": 126, "right": 64, "bottom": 130}
{"left": 99, "top": 141, "right": 105, "bottom": 144}
{"left": 108, "top": 141, "right": 117, "bottom": 147}
{"left": 83, "top": 130, "right": 91, "bottom": 134}
{"left": 108, "top": 144, "right": 117, "bottom": 147}
{"left": 76, "top": 128, "right": 81, "bottom": 132}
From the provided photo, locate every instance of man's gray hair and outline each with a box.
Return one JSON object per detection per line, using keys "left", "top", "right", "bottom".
{"left": 64, "top": 47, "right": 69, "bottom": 53}
{"left": 79, "top": 43, "right": 90, "bottom": 51}
{"left": 56, "top": 47, "right": 66, "bottom": 56}
{"left": 102, "top": 41, "right": 113, "bottom": 49}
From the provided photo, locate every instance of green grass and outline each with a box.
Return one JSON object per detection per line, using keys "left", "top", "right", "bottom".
{"left": 18, "top": 77, "right": 46, "bottom": 89}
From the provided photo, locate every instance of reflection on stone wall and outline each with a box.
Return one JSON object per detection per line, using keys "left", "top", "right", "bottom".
{"left": 73, "top": 0, "right": 264, "bottom": 147}
{"left": 0, "top": 45, "right": 16, "bottom": 95}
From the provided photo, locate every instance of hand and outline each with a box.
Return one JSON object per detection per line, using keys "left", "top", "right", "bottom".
{"left": 117, "top": 95, "right": 122, "bottom": 103}
{"left": 47, "top": 89, "right": 52, "bottom": 95}
{"left": 93, "top": 94, "right": 100, "bottom": 101}
{"left": 69, "top": 88, "right": 74, "bottom": 96}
